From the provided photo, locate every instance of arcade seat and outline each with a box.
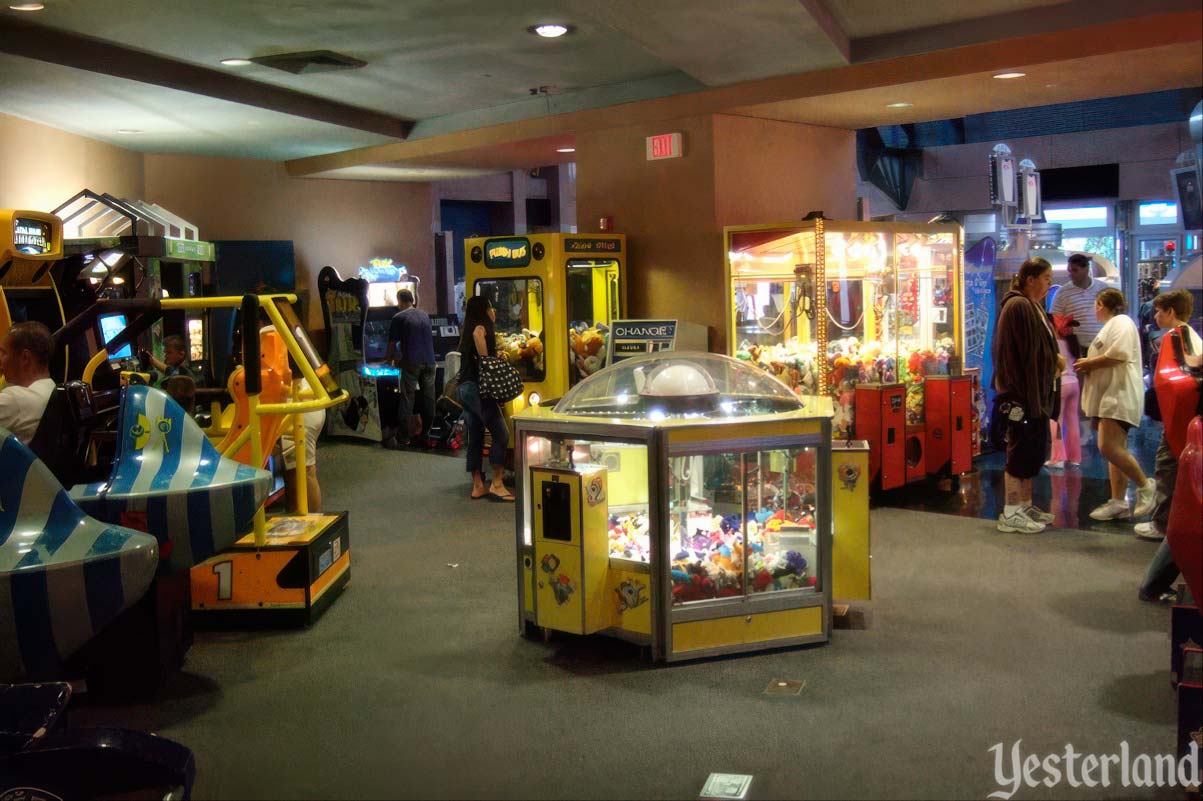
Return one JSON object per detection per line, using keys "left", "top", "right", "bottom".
{"left": 1167, "top": 416, "right": 1203, "bottom": 616}
{"left": 71, "top": 384, "right": 270, "bottom": 573}
{"left": 1155, "top": 324, "right": 1203, "bottom": 458}
{"left": 0, "top": 681, "right": 196, "bottom": 800}
{"left": 0, "top": 428, "right": 158, "bottom": 682}
{"left": 27, "top": 381, "right": 108, "bottom": 489}
{"left": 218, "top": 327, "right": 293, "bottom": 468}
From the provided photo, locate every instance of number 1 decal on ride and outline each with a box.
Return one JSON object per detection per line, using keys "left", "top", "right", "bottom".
{"left": 213, "top": 560, "right": 233, "bottom": 601}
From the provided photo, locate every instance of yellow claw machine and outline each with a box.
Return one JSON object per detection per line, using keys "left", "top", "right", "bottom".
{"left": 513, "top": 352, "right": 869, "bottom": 662}
{"left": 464, "top": 234, "right": 624, "bottom": 416}
{"left": 725, "top": 217, "right": 970, "bottom": 490}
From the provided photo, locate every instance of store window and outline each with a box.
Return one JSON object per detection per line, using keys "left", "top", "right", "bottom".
{"left": 1044, "top": 205, "right": 1110, "bottom": 230}
{"left": 1138, "top": 201, "right": 1178, "bottom": 226}
{"left": 474, "top": 277, "right": 545, "bottom": 381}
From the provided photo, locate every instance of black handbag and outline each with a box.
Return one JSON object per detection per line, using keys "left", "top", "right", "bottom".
{"left": 478, "top": 355, "right": 523, "bottom": 403}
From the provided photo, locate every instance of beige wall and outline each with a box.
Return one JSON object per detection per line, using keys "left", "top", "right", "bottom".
{"left": 577, "top": 113, "right": 855, "bottom": 351}
{"left": 0, "top": 112, "right": 144, "bottom": 211}
{"left": 143, "top": 155, "right": 433, "bottom": 330}
{"left": 577, "top": 114, "right": 719, "bottom": 342}
{"left": 0, "top": 112, "right": 435, "bottom": 335}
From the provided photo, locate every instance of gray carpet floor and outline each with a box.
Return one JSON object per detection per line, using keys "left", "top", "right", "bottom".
{"left": 75, "top": 440, "right": 1182, "bottom": 800}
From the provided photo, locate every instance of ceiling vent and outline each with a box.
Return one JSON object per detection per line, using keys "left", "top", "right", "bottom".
{"left": 250, "top": 50, "right": 367, "bottom": 75}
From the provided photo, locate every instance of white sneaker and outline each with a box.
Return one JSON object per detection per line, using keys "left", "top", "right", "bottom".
{"left": 998, "top": 508, "right": 1046, "bottom": 534}
{"left": 1134, "top": 522, "right": 1165, "bottom": 541}
{"left": 1044, "top": 460, "right": 1065, "bottom": 470}
{"left": 1023, "top": 506, "right": 1055, "bottom": 524}
{"left": 1089, "top": 499, "right": 1130, "bottom": 521}
{"left": 1133, "top": 480, "right": 1158, "bottom": 518}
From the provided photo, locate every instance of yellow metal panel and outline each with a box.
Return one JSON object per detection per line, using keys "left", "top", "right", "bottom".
{"left": 832, "top": 447, "right": 872, "bottom": 600}
{"left": 666, "top": 420, "right": 823, "bottom": 445}
{"left": 672, "top": 615, "right": 747, "bottom": 653}
{"left": 522, "top": 552, "right": 535, "bottom": 615}
{"left": 580, "top": 469, "right": 611, "bottom": 633}
{"left": 594, "top": 445, "right": 648, "bottom": 507}
{"left": 532, "top": 469, "right": 579, "bottom": 545}
{"left": 607, "top": 567, "right": 652, "bottom": 635}
{"left": 535, "top": 542, "right": 584, "bottom": 634}
{"left": 744, "top": 605, "right": 823, "bottom": 643}
{"left": 672, "top": 606, "right": 824, "bottom": 653}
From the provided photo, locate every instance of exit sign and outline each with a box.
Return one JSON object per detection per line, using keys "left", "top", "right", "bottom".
{"left": 646, "top": 132, "right": 682, "bottom": 161}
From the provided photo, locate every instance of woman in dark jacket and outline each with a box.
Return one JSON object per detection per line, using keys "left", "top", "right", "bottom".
{"left": 991, "top": 257, "right": 1064, "bottom": 533}
{"left": 457, "top": 296, "right": 513, "bottom": 501}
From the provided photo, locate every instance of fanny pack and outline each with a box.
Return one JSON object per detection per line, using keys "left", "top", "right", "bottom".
{"left": 989, "top": 393, "right": 1028, "bottom": 450}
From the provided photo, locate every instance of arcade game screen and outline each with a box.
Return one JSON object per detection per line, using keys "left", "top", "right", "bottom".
{"left": 98, "top": 313, "right": 133, "bottom": 359}
{"left": 13, "top": 217, "right": 52, "bottom": 255}
{"left": 4, "top": 288, "right": 61, "bottom": 328}
{"left": 363, "top": 319, "right": 390, "bottom": 362}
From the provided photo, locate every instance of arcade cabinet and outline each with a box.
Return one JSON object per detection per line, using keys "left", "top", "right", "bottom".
{"left": 317, "top": 261, "right": 420, "bottom": 443}
{"left": 53, "top": 189, "right": 214, "bottom": 384}
{"left": 0, "top": 210, "right": 67, "bottom": 382}
{"left": 464, "top": 233, "right": 625, "bottom": 416}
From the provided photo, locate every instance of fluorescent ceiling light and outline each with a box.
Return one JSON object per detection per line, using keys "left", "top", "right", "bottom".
{"left": 221, "top": 58, "right": 253, "bottom": 66}
{"left": 529, "top": 24, "right": 572, "bottom": 38}
{"left": 9, "top": 3, "right": 45, "bottom": 10}
{"left": 993, "top": 72, "right": 1026, "bottom": 79}
{"left": 556, "top": 147, "right": 575, "bottom": 153}
{"left": 885, "top": 102, "right": 912, "bottom": 108}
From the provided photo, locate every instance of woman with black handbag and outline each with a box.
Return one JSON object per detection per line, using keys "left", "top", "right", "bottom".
{"left": 456, "top": 296, "right": 514, "bottom": 501}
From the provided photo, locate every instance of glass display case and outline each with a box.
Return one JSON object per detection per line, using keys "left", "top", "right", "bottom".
{"left": 513, "top": 352, "right": 839, "bottom": 662}
{"left": 726, "top": 218, "right": 963, "bottom": 438}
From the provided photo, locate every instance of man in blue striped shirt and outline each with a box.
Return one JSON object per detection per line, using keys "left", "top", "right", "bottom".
{"left": 1050, "top": 253, "right": 1104, "bottom": 350}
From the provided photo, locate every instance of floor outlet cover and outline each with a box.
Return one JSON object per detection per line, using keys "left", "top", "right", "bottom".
{"left": 700, "top": 773, "right": 753, "bottom": 800}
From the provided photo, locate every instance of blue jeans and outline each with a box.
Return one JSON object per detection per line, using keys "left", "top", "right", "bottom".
{"left": 458, "top": 381, "right": 508, "bottom": 473}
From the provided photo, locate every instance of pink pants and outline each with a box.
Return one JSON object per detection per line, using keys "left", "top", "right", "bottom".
{"left": 1049, "top": 378, "right": 1081, "bottom": 464}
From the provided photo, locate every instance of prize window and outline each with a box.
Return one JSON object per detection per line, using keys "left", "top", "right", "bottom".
{"left": 746, "top": 448, "right": 819, "bottom": 596}
{"left": 475, "top": 278, "right": 545, "bottom": 382}
{"left": 566, "top": 259, "right": 620, "bottom": 386}
{"left": 670, "top": 451, "right": 745, "bottom": 604}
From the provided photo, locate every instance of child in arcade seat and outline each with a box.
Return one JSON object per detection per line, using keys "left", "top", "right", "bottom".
{"left": 143, "top": 335, "right": 201, "bottom": 387}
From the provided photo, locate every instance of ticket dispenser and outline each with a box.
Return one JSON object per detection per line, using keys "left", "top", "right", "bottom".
{"left": 925, "top": 375, "right": 974, "bottom": 475}
{"left": 532, "top": 465, "right": 611, "bottom": 635}
{"left": 855, "top": 383, "right": 906, "bottom": 490}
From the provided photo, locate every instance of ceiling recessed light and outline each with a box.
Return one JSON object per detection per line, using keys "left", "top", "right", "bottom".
{"left": 8, "top": 3, "right": 45, "bottom": 10}
{"left": 221, "top": 58, "right": 253, "bottom": 66}
{"left": 885, "top": 102, "right": 912, "bottom": 108}
{"left": 528, "top": 24, "right": 572, "bottom": 38}
{"left": 116, "top": 129, "right": 144, "bottom": 135}
{"left": 993, "top": 72, "right": 1026, "bottom": 80}
{"left": 556, "top": 147, "right": 575, "bottom": 153}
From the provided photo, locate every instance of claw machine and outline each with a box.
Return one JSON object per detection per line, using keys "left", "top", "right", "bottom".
{"left": 513, "top": 352, "right": 857, "bottom": 662}
{"left": 725, "top": 217, "right": 969, "bottom": 490}
{"left": 465, "top": 234, "right": 624, "bottom": 417}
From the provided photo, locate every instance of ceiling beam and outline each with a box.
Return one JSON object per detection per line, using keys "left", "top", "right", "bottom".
{"left": 0, "top": 16, "right": 413, "bottom": 140}
{"left": 797, "top": 0, "right": 849, "bottom": 63}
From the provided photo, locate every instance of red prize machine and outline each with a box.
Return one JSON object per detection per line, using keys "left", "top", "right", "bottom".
{"left": 726, "top": 217, "right": 968, "bottom": 491}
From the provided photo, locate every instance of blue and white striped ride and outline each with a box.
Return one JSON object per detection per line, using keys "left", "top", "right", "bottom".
{"left": 72, "top": 385, "right": 270, "bottom": 572}
{"left": 0, "top": 428, "right": 158, "bottom": 682}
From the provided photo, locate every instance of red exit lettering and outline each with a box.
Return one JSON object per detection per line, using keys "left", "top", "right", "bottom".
{"left": 646, "top": 133, "right": 682, "bottom": 161}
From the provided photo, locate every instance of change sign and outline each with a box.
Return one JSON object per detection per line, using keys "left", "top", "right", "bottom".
{"left": 607, "top": 319, "right": 678, "bottom": 365}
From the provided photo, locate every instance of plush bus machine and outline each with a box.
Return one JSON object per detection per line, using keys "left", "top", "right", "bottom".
{"left": 0, "top": 210, "right": 67, "bottom": 383}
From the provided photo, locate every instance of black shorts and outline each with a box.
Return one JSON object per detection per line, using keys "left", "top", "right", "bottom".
{"left": 1005, "top": 415, "right": 1051, "bottom": 479}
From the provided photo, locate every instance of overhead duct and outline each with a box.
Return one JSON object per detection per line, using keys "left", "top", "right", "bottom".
{"left": 250, "top": 50, "right": 367, "bottom": 75}
{"left": 857, "top": 128, "right": 922, "bottom": 211}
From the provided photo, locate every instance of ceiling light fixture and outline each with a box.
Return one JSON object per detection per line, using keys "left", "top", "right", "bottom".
{"left": 8, "top": 3, "right": 45, "bottom": 10}
{"left": 556, "top": 147, "right": 575, "bottom": 153}
{"left": 993, "top": 72, "right": 1026, "bottom": 80}
{"left": 528, "top": 24, "right": 572, "bottom": 38}
{"left": 885, "top": 102, "right": 913, "bottom": 108}
{"left": 116, "top": 129, "right": 144, "bottom": 135}
{"left": 221, "top": 58, "right": 253, "bottom": 66}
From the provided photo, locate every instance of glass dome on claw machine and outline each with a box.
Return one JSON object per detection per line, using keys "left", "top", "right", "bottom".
{"left": 513, "top": 351, "right": 836, "bottom": 663}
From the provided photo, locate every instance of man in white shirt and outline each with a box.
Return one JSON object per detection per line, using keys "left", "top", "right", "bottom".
{"left": 0, "top": 321, "right": 56, "bottom": 445}
{"left": 1050, "top": 253, "right": 1104, "bottom": 350}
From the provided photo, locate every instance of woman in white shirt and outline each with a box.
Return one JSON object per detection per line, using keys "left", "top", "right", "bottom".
{"left": 1074, "top": 288, "right": 1156, "bottom": 521}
